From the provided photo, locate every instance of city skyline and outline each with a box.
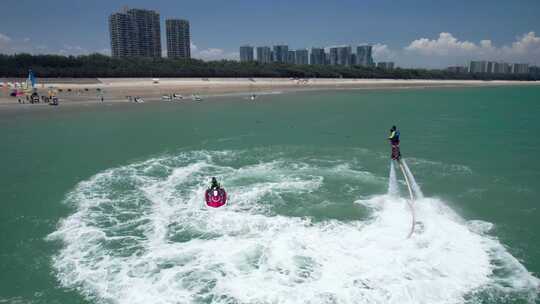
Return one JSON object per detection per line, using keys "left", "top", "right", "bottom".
{"left": 242, "top": 44, "right": 379, "bottom": 67}
{"left": 0, "top": 0, "right": 539, "bottom": 68}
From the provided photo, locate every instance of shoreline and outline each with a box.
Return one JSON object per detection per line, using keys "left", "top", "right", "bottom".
{"left": 1, "top": 78, "right": 539, "bottom": 109}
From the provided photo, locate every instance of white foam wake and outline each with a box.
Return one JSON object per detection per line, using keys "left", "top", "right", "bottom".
{"left": 47, "top": 150, "right": 539, "bottom": 304}
{"left": 388, "top": 161, "right": 399, "bottom": 197}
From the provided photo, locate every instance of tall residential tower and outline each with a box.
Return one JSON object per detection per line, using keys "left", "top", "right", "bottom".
{"left": 109, "top": 7, "right": 161, "bottom": 57}
{"left": 272, "top": 45, "right": 289, "bottom": 63}
{"left": 166, "top": 19, "right": 191, "bottom": 59}
{"left": 256, "top": 46, "right": 272, "bottom": 63}
{"left": 357, "top": 45, "right": 374, "bottom": 66}
{"left": 295, "top": 49, "right": 309, "bottom": 65}
{"left": 329, "top": 46, "right": 352, "bottom": 66}
{"left": 240, "top": 46, "right": 254, "bottom": 62}
{"left": 310, "top": 48, "right": 325, "bottom": 65}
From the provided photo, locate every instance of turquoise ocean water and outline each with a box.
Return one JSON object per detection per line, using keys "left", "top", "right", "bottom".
{"left": 0, "top": 86, "right": 539, "bottom": 303}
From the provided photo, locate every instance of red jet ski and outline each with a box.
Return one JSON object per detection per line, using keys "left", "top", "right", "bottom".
{"left": 205, "top": 188, "right": 227, "bottom": 208}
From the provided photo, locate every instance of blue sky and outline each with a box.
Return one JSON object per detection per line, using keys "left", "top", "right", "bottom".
{"left": 1, "top": 0, "right": 539, "bottom": 67}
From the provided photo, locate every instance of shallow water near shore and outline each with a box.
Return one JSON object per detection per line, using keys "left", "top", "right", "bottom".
{"left": 1, "top": 87, "right": 539, "bottom": 303}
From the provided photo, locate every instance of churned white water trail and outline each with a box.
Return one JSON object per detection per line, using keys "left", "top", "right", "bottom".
{"left": 395, "top": 160, "right": 416, "bottom": 238}
{"left": 47, "top": 150, "right": 540, "bottom": 304}
{"left": 388, "top": 161, "right": 399, "bottom": 196}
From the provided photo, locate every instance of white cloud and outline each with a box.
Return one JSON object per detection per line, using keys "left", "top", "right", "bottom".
{"left": 398, "top": 31, "right": 540, "bottom": 67}
{"left": 405, "top": 32, "right": 479, "bottom": 56}
{"left": 98, "top": 48, "right": 111, "bottom": 55}
{"left": 372, "top": 43, "right": 395, "bottom": 61}
{"left": 197, "top": 48, "right": 224, "bottom": 58}
{"left": 198, "top": 48, "right": 238, "bottom": 61}
{"left": 404, "top": 31, "right": 540, "bottom": 60}
{"left": 502, "top": 31, "right": 540, "bottom": 57}
{"left": 0, "top": 33, "right": 11, "bottom": 44}
{"left": 190, "top": 42, "right": 238, "bottom": 61}
{"left": 59, "top": 45, "right": 90, "bottom": 55}
{"left": 0, "top": 33, "right": 12, "bottom": 50}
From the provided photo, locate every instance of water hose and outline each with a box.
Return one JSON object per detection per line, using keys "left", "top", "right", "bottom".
{"left": 398, "top": 160, "right": 416, "bottom": 238}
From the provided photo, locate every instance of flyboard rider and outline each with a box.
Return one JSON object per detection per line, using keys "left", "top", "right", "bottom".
{"left": 388, "top": 125, "right": 401, "bottom": 161}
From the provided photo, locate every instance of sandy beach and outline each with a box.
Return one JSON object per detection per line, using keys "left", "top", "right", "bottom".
{"left": 1, "top": 77, "right": 539, "bottom": 107}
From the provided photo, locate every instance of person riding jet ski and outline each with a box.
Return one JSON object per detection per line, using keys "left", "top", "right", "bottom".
{"left": 388, "top": 125, "right": 401, "bottom": 160}
{"left": 206, "top": 177, "right": 227, "bottom": 208}
{"left": 210, "top": 177, "right": 221, "bottom": 190}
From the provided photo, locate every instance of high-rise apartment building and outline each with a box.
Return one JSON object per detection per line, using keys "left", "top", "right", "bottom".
{"left": 166, "top": 19, "right": 190, "bottom": 59}
{"left": 341, "top": 46, "right": 352, "bottom": 66}
{"left": 329, "top": 47, "right": 339, "bottom": 65}
{"left": 447, "top": 66, "right": 468, "bottom": 73}
{"left": 350, "top": 54, "right": 357, "bottom": 66}
{"left": 240, "top": 46, "right": 254, "bottom": 62}
{"left": 329, "top": 46, "right": 352, "bottom": 66}
{"left": 377, "top": 62, "right": 395, "bottom": 70}
{"left": 310, "top": 48, "right": 325, "bottom": 65}
{"left": 109, "top": 7, "right": 161, "bottom": 57}
{"left": 256, "top": 46, "right": 272, "bottom": 63}
{"left": 494, "top": 62, "right": 511, "bottom": 74}
{"left": 357, "top": 45, "right": 373, "bottom": 66}
{"left": 287, "top": 50, "right": 295, "bottom": 64}
{"left": 512, "top": 63, "right": 529, "bottom": 74}
{"left": 273, "top": 45, "right": 289, "bottom": 63}
{"left": 469, "top": 61, "right": 488, "bottom": 73}
{"left": 295, "top": 49, "right": 309, "bottom": 65}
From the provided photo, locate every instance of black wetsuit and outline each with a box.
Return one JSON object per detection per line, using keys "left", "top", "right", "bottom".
{"left": 210, "top": 181, "right": 221, "bottom": 190}
{"left": 389, "top": 130, "right": 401, "bottom": 160}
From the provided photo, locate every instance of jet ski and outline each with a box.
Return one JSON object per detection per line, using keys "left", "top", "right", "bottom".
{"left": 205, "top": 188, "right": 227, "bottom": 208}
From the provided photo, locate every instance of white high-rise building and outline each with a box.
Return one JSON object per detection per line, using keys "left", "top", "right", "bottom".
{"left": 329, "top": 46, "right": 352, "bottom": 66}
{"left": 310, "top": 48, "right": 325, "bottom": 65}
{"left": 240, "top": 45, "right": 254, "bottom": 62}
{"left": 295, "top": 49, "right": 309, "bottom": 65}
{"left": 512, "top": 63, "right": 529, "bottom": 74}
{"left": 273, "top": 45, "right": 289, "bottom": 63}
{"left": 357, "top": 45, "right": 374, "bottom": 66}
{"left": 256, "top": 46, "right": 272, "bottom": 63}
{"left": 469, "top": 61, "right": 488, "bottom": 73}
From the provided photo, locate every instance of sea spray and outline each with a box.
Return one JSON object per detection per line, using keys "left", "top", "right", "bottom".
{"left": 388, "top": 161, "right": 399, "bottom": 196}
{"left": 47, "top": 150, "right": 540, "bottom": 304}
{"left": 401, "top": 159, "right": 424, "bottom": 199}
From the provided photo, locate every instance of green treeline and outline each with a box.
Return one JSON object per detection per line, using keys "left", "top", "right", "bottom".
{"left": 1, "top": 53, "right": 538, "bottom": 80}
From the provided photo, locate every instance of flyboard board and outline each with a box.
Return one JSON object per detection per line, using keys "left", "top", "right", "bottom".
{"left": 205, "top": 188, "right": 227, "bottom": 208}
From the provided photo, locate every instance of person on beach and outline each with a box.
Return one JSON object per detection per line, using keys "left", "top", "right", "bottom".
{"left": 388, "top": 125, "right": 401, "bottom": 160}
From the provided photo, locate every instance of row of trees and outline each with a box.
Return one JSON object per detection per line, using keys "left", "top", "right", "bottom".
{"left": 1, "top": 53, "right": 539, "bottom": 80}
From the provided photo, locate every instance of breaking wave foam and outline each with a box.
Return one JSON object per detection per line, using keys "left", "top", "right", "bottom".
{"left": 47, "top": 150, "right": 539, "bottom": 304}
